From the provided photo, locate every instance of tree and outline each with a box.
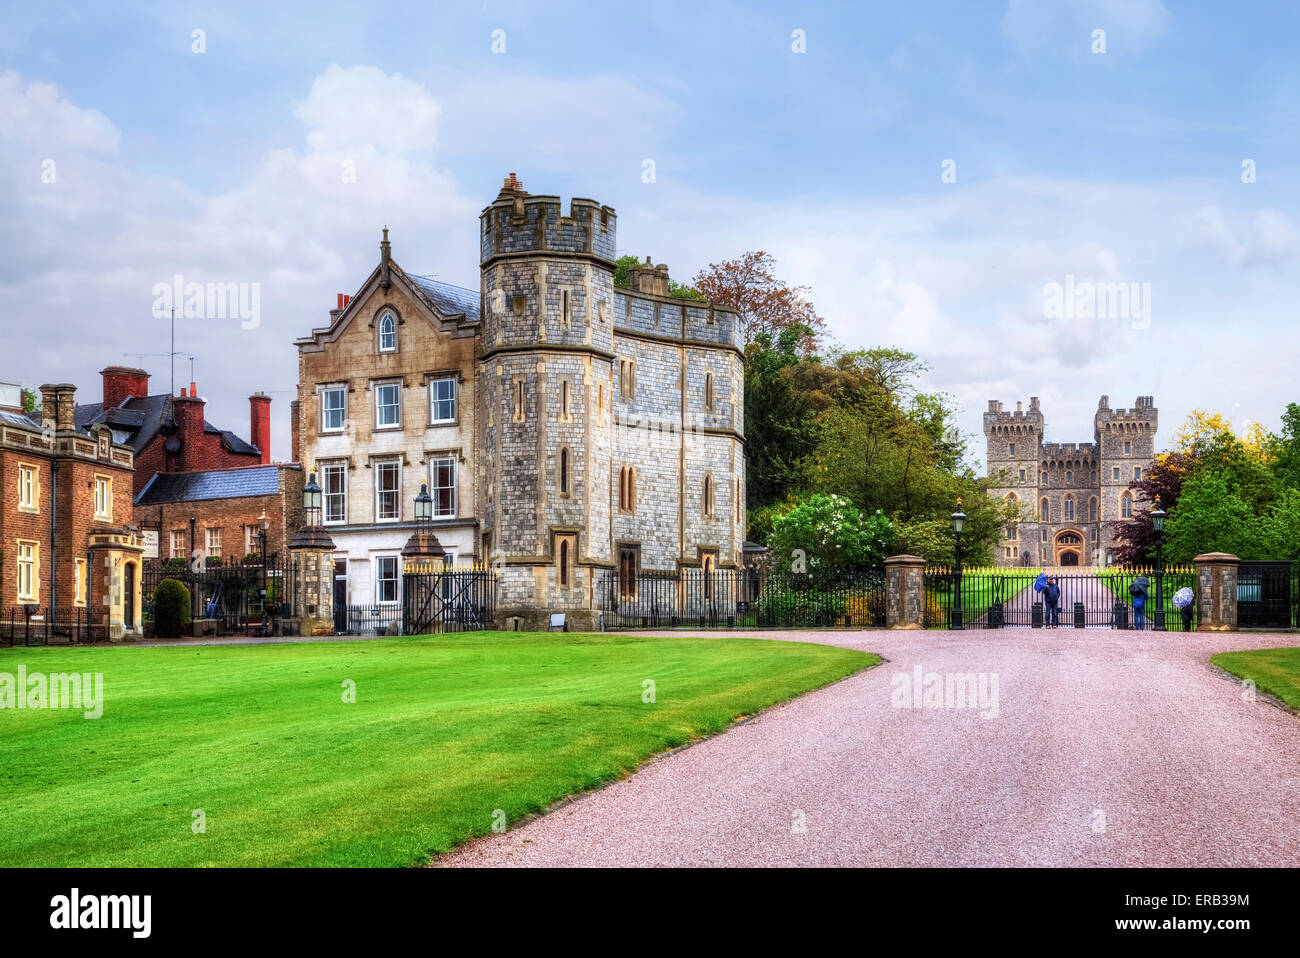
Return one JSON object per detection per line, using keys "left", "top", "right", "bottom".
{"left": 744, "top": 325, "right": 820, "bottom": 513}
{"left": 1105, "top": 451, "right": 1195, "bottom": 565}
{"left": 768, "top": 494, "right": 896, "bottom": 576}
{"left": 692, "top": 251, "right": 826, "bottom": 349}
{"left": 1163, "top": 472, "right": 1257, "bottom": 563}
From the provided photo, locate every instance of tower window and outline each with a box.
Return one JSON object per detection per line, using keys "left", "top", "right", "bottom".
{"left": 512, "top": 378, "right": 526, "bottom": 422}
{"left": 1090, "top": 497, "right": 1098, "bottom": 521}
{"left": 703, "top": 474, "right": 714, "bottom": 518}
{"left": 1064, "top": 495, "right": 1074, "bottom": 521}
{"left": 1040, "top": 498, "right": 1049, "bottom": 521}
{"left": 1121, "top": 492, "right": 1133, "bottom": 518}
{"left": 1009, "top": 442, "right": 1016, "bottom": 456}
{"left": 705, "top": 372, "right": 715, "bottom": 411}
{"left": 558, "top": 447, "right": 570, "bottom": 496}
{"left": 1124, "top": 441, "right": 1131, "bottom": 455}
{"left": 618, "top": 466, "right": 637, "bottom": 514}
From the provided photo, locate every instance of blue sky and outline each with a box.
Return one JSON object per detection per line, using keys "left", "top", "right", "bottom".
{"left": 2, "top": 0, "right": 1297, "bottom": 463}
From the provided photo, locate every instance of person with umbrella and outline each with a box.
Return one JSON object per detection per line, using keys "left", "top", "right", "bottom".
{"left": 1043, "top": 575, "right": 1062, "bottom": 629}
{"left": 1130, "top": 575, "right": 1150, "bottom": 630}
{"left": 1173, "top": 586, "right": 1195, "bottom": 631}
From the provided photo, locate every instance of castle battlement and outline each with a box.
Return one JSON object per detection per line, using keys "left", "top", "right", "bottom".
{"left": 1096, "top": 395, "right": 1158, "bottom": 429}
{"left": 1041, "top": 441, "right": 1097, "bottom": 460}
{"left": 983, "top": 397, "right": 1043, "bottom": 435}
{"left": 479, "top": 173, "right": 617, "bottom": 264}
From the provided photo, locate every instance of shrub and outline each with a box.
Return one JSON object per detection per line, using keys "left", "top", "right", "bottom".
{"left": 153, "top": 579, "right": 192, "bottom": 638}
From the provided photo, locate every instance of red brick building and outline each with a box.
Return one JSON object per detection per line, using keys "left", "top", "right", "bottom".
{"left": 134, "top": 463, "right": 305, "bottom": 564}
{"left": 76, "top": 366, "right": 272, "bottom": 496}
{"left": 1, "top": 380, "right": 141, "bottom": 640}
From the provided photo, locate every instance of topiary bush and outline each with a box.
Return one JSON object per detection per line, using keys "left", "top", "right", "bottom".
{"left": 153, "top": 578, "right": 192, "bottom": 638}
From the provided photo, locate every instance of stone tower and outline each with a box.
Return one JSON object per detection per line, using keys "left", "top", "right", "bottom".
{"left": 477, "top": 174, "right": 619, "bottom": 626}
{"left": 983, "top": 398, "right": 1044, "bottom": 566}
{"left": 1095, "top": 394, "right": 1157, "bottom": 558}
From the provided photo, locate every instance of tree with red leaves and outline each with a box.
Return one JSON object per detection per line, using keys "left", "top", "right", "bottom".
{"left": 691, "top": 251, "right": 826, "bottom": 349}
{"left": 1105, "top": 450, "right": 1196, "bottom": 565}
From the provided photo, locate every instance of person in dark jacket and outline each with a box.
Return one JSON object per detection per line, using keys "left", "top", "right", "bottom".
{"left": 1130, "top": 576, "right": 1149, "bottom": 630}
{"left": 1043, "top": 576, "right": 1061, "bottom": 628}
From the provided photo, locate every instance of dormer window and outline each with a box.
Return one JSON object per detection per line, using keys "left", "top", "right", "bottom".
{"left": 378, "top": 311, "right": 397, "bottom": 353}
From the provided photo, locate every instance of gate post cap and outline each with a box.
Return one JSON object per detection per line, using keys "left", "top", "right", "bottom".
{"left": 1193, "top": 552, "right": 1240, "bottom": 564}
{"left": 884, "top": 554, "right": 927, "bottom": 566}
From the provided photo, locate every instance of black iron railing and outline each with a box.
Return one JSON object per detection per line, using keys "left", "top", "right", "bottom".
{"left": 594, "top": 568, "right": 885, "bottom": 630}
{"left": 142, "top": 556, "right": 299, "bottom": 637}
{"left": 2, "top": 607, "right": 92, "bottom": 647}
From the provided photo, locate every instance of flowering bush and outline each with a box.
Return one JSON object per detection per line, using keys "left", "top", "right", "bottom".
{"left": 768, "top": 494, "right": 895, "bottom": 575}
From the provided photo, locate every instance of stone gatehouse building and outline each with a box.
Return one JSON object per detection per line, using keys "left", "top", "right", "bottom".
{"left": 294, "top": 174, "right": 746, "bottom": 627}
{"left": 984, "top": 395, "right": 1156, "bottom": 567}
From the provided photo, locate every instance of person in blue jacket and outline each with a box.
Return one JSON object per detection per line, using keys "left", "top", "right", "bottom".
{"left": 1130, "top": 576, "right": 1149, "bottom": 630}
{"left": 1043, "top": 576, "right": 1061, "bottom": 628}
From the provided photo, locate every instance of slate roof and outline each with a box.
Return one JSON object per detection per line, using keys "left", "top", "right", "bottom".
{"left": 135, "top": 464, "right": 295, "bottom": 506}
{"left": 409, "top": 275, "right": 481, "bottom": 323}
{"left": 0, "top": 409, "right": 41, "bottom": 430}
{"left": 74, "top": 394, "right": 262, "bottom": 458}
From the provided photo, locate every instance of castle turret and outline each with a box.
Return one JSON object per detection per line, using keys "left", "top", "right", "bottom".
{"left": 477, "top": 174, "right": 618, "bottom": 626}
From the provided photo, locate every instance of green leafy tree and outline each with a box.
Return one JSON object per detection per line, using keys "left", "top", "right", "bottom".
{"left": 1163, "top": 472, "right": 1257, "bottom": 563}
{"left": 768, "top": 494, "right": 896, "bottom": 575}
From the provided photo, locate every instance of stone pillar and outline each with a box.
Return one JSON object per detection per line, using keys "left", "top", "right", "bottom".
{"left": 289, "top": 527, "right": 336, "bottom": 636}
{"left": 1194, "top": 553, "right": 1239, "bottom": 632}
{"left": 88, "top": 530, "right": 146, "bottom": 641}
{"left": 885, "top": 555, "right": 927, "bottom": 630}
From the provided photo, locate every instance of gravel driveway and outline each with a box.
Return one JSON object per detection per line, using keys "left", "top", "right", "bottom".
{"left": 437, "top": 628, "right": 1300, "bottom": 867}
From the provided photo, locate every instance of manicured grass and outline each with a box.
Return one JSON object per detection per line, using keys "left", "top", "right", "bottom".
{"left": 0, "top": 631, "right": 874, "bottom": 866}
{"left": 1210, "top": 647, "right": 1300, "bottom": 710}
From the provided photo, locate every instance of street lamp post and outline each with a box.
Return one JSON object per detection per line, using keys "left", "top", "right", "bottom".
{"left": 254, "top": 510, "right": 270, "bottom": 635}
{"left": 1151, "top": 497, "right": 1167, "bottom": 632}
{"left": 951, "top": 499, "right": 966, "bottom": 631}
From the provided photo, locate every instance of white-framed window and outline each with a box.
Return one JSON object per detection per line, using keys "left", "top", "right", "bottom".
{"left": 430, "top": 377, "right": 456, "bottom": 424}
{"left": 93, "top": 475, "right": 112, "bottom": 520}
{"left": 378, "top": 311, "right": 397, "bottom": 352}
{"left": 244, "top": 524, "right": 257, "bottom": 556}
{"left": 322, "top": 463, "right": 347, "bottom": 524}
{"left": 170, "top": 530, "right": 186, "bottom": 558}
{"left": 376, "top": 460, "right": 401, "bottom": 522}
{"left": 16, "top": 540, "right": 38, "bottom": 601}
{"left": 375, "top": 382, "right": 401, "bottom": 429}
{"left": 74, "top": 558, "right": 87, "bottom": 606}
{"left": 375, "top": 555, "right": 399, "bottom": 604}
{"left": 431, "top": 457, "right": 456, "bottom": 517}
{"left": 321, "top": 386, "right": 346, "bottom": 432}
{"left": 205, "top": 527, "right": 221, "bottom": 558}
{"left": 17, "top": 463, "right": 37, "bottom": 512}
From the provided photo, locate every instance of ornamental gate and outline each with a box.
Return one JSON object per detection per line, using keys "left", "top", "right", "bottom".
{"left": 922, "top": 565, "right": 1199, "bottom": 631}
{"left": 401, "top": 564, "right": 495, "bottom": 634}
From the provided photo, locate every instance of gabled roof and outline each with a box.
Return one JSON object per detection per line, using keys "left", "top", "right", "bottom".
{"left": 135, "top": 464, "right": 297, "bottom": 506}
{"left": 0, "top": 409, "right": 41, "bottom": 430}
{"left": 408, "top": 275, "right": 481, "bottom": 323}
{"left": 75, "top": 393, "right": 174, "bottom": 453}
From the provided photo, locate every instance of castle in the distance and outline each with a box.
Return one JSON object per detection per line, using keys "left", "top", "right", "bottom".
{"left": 983, "top": 395, "right": 1157, "bottom": 567}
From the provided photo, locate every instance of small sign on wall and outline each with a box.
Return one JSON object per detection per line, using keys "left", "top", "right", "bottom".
{"left": 141, "top": 530, "right": 159, "bottom": 559}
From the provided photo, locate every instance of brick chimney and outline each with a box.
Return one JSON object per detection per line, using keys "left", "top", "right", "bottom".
{"left": 172, "top": 392, "right": 206, "bottom": 472}
{"left": 101, "top": 366, "right": 150, "bottom": 408}
{"left": 39, "top": 383, "right": 77, "bottom": 431}
{"left": 290, "top": 398, "right": 301, "bottom": 465}
{"left": 250, "top": 392, "right": 272, "bottom": 464}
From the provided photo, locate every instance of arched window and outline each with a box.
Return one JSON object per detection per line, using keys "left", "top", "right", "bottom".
{"left": 559, "top": 448, "right": 570, "bottom": 496}
{"left": 1007, "top": 492, "right": 1019, "bottom": 507}
{"left": 618, "top": 466, "right": 636, "bottom": 513}
{"left": 378, "top": 312, "right": 397, "bottom": 352}
{"left": 702, "top": 554, "right": 715, "bottom": 600}
{"left": 1040, "top": 498, "right": 1049, "bottom": 521}
{"left": 703, "top": 474, "right": 714, "bottom": 517}
{"left": 1064, "top": 495, "right": 1075, "bottom": 521}
{"left": 1120, "top": 492, "right": 1133, "bottom": 518}
{"left": 1090, "top": 497, "right": 1098, "bottom": 521}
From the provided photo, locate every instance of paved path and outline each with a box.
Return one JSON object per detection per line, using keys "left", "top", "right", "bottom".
{"left": 438, "top": 628, "right": 1300, "bottom": 867}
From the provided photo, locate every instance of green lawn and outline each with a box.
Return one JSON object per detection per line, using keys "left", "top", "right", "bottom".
{"left": 928, "top": 569, "right": 1041, "bottom": 628}
{"left": 1210, "top": 647, "right": 1300, "bottom": 710}
{"left": 0, "top": 631, "right": 874, "bottom": 867}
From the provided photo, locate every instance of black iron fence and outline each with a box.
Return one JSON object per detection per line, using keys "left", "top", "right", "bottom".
{"left": 401, "top": 564, "right": 496, "bottom": 634}
{"left": 142, "top": 555, "right": 298, "bottom": 637}
{"left": 923, "top": 564, "right": 1200, "bottom": 631}
{"left": 1236, "top": 561, "right": 1297, "bottom": 629}
{"left": 2, "top": 607, "right": 92, "bottom": 647}
{"left": 594, "top": 568, "right": 885, "bottom": 630}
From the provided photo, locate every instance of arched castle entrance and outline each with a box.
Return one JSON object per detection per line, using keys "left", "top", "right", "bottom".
{"left": 1054, "top": 531, "right": 1084, "bottom": 566}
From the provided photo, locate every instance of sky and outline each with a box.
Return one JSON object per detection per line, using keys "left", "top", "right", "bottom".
{"left": 1, "top": 0, "right": 1297, "bottom": 468}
